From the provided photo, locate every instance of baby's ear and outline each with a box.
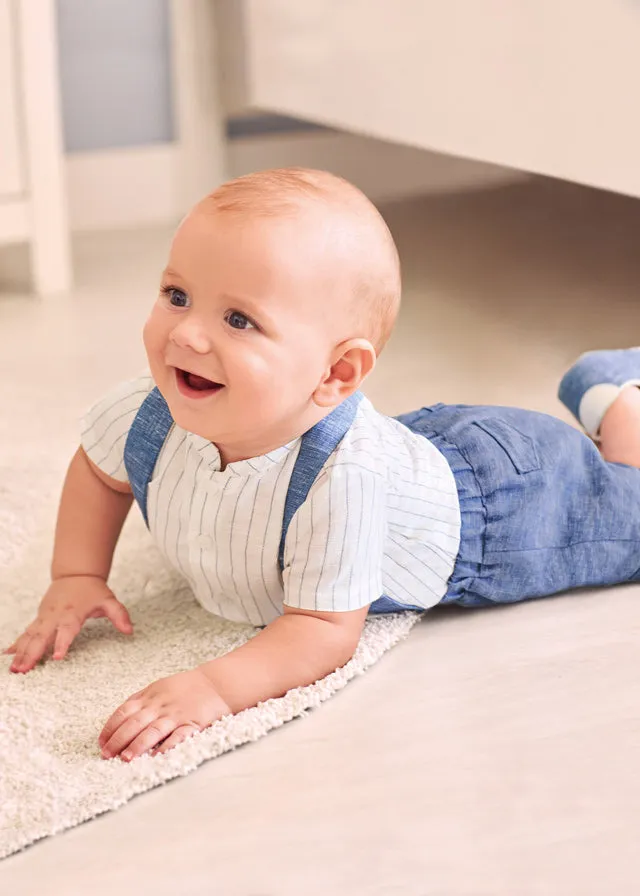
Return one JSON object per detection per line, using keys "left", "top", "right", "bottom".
{"left": 313, "top": 338, "right": 376, "bottom": 407}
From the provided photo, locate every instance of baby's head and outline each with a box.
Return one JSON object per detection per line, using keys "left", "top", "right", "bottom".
{"left": 143, "top": 167, "right": 401, "bottom": 463}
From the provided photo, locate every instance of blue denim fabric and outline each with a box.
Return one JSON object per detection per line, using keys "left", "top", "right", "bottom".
{"left": 558, "top": 347, "right": 640, "bottom": 423}
{"left": 123, "top": 387, "right": 174, "bottom": 526}
{"left": 398, "top": 403, "right": 640, "bottom": 608}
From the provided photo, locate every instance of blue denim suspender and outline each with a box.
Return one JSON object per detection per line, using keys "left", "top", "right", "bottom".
{"left": 123, "top": 387, "right": 174, "bottom": 527}
{"left": 277, "top": 391, "right": 363, "bottom": 568}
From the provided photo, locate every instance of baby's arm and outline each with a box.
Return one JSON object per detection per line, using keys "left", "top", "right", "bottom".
{"left": 53, "top": 447, "right": 133, "bottom": 580}
{"left": 5, "top": 447, "right": 134, "bottom": 672}
{"left": 98, "top": 605, "right": 369, "bottom": 760}
{"left": 198, "top": 604, "right": 369, "bottom": 712}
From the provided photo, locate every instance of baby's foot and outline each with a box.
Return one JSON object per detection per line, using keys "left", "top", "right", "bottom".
{"left": 599, "top": 386, "right": 640, "bottom": 467}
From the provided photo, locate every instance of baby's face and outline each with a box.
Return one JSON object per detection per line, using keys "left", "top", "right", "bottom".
{"left": 143, "top": 206, "right": 347, "bottom": 461}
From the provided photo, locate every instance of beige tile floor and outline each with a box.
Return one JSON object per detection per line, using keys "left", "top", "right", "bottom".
{"left": 2, "top": 176, "right": 640, "bottom": 893}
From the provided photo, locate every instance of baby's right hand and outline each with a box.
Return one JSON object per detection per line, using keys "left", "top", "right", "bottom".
{"left": 4, "top": 575, "right": 133, "bottom": 673}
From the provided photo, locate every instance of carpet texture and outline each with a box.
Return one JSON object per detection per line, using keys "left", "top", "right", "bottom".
{"left": 0, "top": 515, "right": 419, "bottom": 859}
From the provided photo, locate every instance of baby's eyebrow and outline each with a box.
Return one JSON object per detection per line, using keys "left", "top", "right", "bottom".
{"left": 162, "top": 267, "right": 183, "bottom": 280}
{"left": 220, "top": 291, "right": 256, "bottom": 305}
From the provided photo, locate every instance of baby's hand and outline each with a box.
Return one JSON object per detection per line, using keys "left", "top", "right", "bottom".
{"left": 4, "top": 575, "right": 133, "bottom": 673}
{"left": 99, "top": 669, "right": 231, "bottom": 761}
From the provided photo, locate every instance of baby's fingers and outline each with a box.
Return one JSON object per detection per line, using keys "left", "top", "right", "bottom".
{"left": 10, "top": 629, "right": 53, "bottom": 673}
{"left": 152, "top": 724, "right": 200, "bottom": 756}
{"left": 3, "top": 642, "right": 18, "bottom": 655}
{"left": 52, "top": 616, "right": 83, "bottom": 661}
{"left": 101, "top": 597, "right": 133, "bottom": 636}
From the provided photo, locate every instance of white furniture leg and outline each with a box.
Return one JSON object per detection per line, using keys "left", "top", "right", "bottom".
{"left": 170, "top": 0, "right": 228, "bottom": 214}
{"left": 15, "top": 0, "right": 71, "bottom": 296}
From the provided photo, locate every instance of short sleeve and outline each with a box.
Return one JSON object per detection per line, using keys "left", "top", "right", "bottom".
{"left": 283, "top": 464, "right": 387, "bottom": 613}
{"left": 80, "top": 375, "right": 155, "bottom": 482}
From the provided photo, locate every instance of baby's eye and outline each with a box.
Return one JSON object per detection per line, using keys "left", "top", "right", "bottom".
{"left": 162, "top": 286, "right": 189, "bottom": 308}
{"left": 225, "top": 310, "right": 256, "bottom": 330}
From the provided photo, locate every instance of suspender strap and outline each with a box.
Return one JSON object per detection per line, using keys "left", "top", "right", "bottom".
{"left": 277, "top": 392, "right": 363, "bottom": 571}
{"left": 123, "top": 387, "right": 174, "bottom": 527}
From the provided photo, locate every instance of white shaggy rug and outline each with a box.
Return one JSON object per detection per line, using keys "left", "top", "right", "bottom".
{"left": 0, "top": 513, "right": 420, "bottom": 860}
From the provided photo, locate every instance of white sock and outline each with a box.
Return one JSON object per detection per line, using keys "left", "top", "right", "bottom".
{"left": 579, "top": 380, "right": 640, "bottom": 439}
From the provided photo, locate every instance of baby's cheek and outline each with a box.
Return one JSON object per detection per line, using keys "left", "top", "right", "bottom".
{"left": 234, "top": 353, "right": 289, "bottom": 411}
{"left": 234, "top": 343, "right": 316, "bottom": 405}
{"left": 235, "top": 347, "right": 276, "bottom": 383}
{"left": 142, "top": 317, "right": 156, "bottom": 353}
{"left": 143, "top": 313, "right": 167, "bottom": 361}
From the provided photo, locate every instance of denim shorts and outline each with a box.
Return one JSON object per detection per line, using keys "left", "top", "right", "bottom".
{"left": 395, "top": 403, "right": 640, "bottom": 608}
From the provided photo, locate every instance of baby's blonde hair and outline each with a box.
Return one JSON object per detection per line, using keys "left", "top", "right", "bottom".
{"left": 203, "top": 168, "right": 401, "bottom": 354}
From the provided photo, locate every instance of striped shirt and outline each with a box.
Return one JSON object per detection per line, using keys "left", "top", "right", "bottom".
{"left": 81, "top": 375, "right": 461, "bottom": 626}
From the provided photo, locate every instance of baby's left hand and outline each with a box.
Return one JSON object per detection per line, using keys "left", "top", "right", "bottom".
{"left": 99, "top": 669, "right": 231, "bottom": 761}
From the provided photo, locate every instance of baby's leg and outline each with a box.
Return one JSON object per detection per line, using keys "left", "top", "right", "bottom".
{"left": 599, "top": 385, "right": 640, "bottom": 466}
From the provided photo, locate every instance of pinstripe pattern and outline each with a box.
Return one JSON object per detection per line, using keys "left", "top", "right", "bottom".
{"left": 81, "top": 377, "right": 461, "bottom": 625}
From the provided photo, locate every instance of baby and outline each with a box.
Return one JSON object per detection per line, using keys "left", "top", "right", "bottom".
{"left": 5, "top": 167, "right": 640, "bottom": 763}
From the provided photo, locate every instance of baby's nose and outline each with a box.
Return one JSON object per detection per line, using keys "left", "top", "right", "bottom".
{"left": 170, "top": 319, "right": 212, "bottom": 354}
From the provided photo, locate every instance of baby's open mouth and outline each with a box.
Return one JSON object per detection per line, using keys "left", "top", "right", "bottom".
{"left": 175, "top": 368, "right": 224, "bottom": 398}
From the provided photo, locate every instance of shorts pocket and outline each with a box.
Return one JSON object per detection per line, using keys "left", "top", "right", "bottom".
{"left": 473, "top": 417, "right": 540, "bottom": 474}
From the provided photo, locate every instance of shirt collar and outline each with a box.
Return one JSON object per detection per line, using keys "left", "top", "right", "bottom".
{"left": 186, "top": 432, "right": 299, "bottom": 478}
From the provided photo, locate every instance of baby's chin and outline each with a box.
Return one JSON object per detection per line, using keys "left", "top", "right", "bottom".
{"left": 166, "top": 400, "right": 220, "bottom": 438}
{"left": 164, "top": 395, "right": 257, "bottom": 453}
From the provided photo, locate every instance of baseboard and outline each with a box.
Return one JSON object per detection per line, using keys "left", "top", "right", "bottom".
{"left": 66, "top": 131, "right": 525, "bottom": 232}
